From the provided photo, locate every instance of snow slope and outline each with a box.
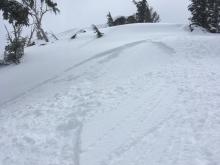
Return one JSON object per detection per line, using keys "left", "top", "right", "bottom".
{"left": 0, "top": 23, "right": 220, "bottom": 165}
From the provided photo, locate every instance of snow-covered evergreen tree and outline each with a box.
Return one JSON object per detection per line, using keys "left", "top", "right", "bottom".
{"left": 189, "top": 0, "right": 220, "bottom": 33}
{"left": 189, "top": 0, "right": 207, "bottom": 29}
{"left": 127, "top": 15, "right": 137, "bottom": 24}
{"left": 209, "top": 0, "right": 220, "bottom": 32}
{"left": 216, "top": 0, "right": 220, "bottom": 32}
{"left": 206, "top": 0, "right": 217, "bottom": 32}
{"left": 133, "top": 0, "right": 151, "bottom": 23}
{"left": 4, "top": 25, "right": 26, "bottom": 64}
{"left": 114, "top": 16, "right": 127, "bottom": 25}
{"left": 107, "top": 12, "right": 115, "bottom": 27}
{"left": 133, "top": 0, "right": 160, "bottom": 23}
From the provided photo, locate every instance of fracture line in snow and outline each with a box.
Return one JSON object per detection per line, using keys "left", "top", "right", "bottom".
{"left": 0, "top": 39, "right": 176, "bottom": 112}
{"left": 64, "top": 40, "right": 148, "bottom": 72}
{"left": 151, "top": 41, "right": 176, "bottom": 54}
{"left": 0, "top": 74, "right": 60, "bottom": 108}
{"left": 0, "top": 40, "right": 148, "bottom": 109}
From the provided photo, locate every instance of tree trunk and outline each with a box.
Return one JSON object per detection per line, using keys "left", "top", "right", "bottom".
{"left": 36, "top": 18, "right": 49, "bottom": 42}
{"left": 27, "top": 26, "right": 36, "bottom": 46}
{"left": 39, "top": 27, "right": 49, "bottom": 42}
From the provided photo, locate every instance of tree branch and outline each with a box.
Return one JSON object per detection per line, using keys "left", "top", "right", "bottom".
{"left": 4, "top": 25, "right": 13, "bottom": 43}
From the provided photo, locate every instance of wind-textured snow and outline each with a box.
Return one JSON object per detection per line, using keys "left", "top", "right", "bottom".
{"left": 0, "top": 23, "right": 220, "bottom": 165}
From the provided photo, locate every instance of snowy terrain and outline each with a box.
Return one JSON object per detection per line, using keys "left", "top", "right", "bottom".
{"left": 0, "top": 23, "right": 220, "bottom": 165}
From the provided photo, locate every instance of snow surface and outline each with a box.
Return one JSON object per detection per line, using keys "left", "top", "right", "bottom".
{"left": 0, "top": 23, "right": 220, "bottom": 165}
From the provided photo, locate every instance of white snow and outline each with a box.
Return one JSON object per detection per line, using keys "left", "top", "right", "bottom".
{"left": 0, "top": 23, "right": 220, "bottom": 165}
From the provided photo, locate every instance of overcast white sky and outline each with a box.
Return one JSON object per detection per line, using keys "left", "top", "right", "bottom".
{"left": 45, "top": 0, "right": 190, "bottom": 33}
{"left": 0, "top": 0, "right": 190, "bottom": 52}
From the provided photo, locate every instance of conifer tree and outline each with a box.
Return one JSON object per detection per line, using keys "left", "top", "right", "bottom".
{"left": 188, "top": 0, "right": 208, "bottom": 29}
{"left": 206, "top": 0, "right": 217, "bottom": 32}
{"left": 114, "top": 16, "right": 127, "bottom": 25}
{"left": 216, "top": 0, "right": 220, "bottom": 32}
{"left": 133, "top": 0, "right": 160, "bottom": 23}
{"left": 189, "top": 0, "right": 220, "bottom": 33}
{"left": 207, "top": 0, "right": 220, "bottom": 32}
{"left": 150, "top": 7, "right": 160, "bottom": 23}
{"left": 107, "top": 12, "right": 115, "bottom": 27}
{"left": 127, "top": 15, "right": 137, "bottom": 24}
{"left": 133, "top": 0, "right": 151, "bottom": 22}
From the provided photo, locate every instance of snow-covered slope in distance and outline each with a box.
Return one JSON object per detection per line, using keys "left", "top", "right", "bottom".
{"left": 0, "top": 23, "right": 220, "bottom": 165}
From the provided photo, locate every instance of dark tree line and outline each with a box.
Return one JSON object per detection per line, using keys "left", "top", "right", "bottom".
{"left": 189, "top": 0, "right": 220, "bottom": 33}
{"left": 107, "top": 0, "right": 160, "bottom": 27}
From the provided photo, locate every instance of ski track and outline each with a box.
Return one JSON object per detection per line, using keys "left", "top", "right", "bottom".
{"left": 1, "top": 25, "right": 220, "bottom": 165}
